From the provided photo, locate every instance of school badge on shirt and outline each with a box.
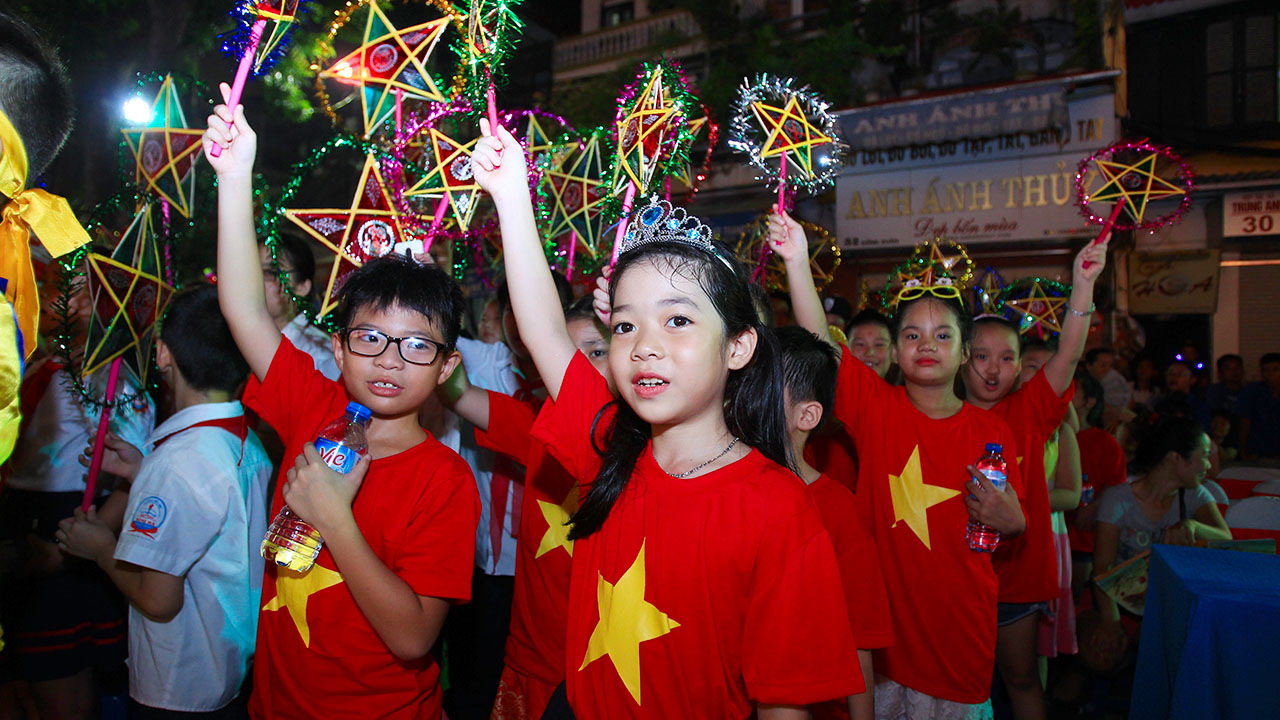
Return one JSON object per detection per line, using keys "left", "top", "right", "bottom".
{"left": 128, "top": 496, "right": 168, "bottom": 539}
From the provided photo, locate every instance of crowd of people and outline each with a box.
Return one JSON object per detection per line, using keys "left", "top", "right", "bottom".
{"left": 1, "top": 9, "right": 1277, "bottom": 720}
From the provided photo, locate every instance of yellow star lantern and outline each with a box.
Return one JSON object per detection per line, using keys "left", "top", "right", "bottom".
{"left": 734, "top": 212, "right": 840, "bottom": 293}
{"left": 120, "top": 75, "right": 204, "bottom": 219}
{"left": 1002, "top": 279, "right": 1069, "bottom": 340}
{"left": 284, "top": 155, "right": 427, "bottom": 319}
{"left": 888, "top": 446, "right": 961, "bottom": 551}
{"left": 535, "top": 485, "right": 579, "bottom": 559}
{"left": 1088, "top": 153, "right": 1187, "bottom": 226}
{"left": 542, "top": 132, "right": 609, "bottom": 258}
{"left": 751, "top": 93, "right": 834, "bottom": 182}
{"left": 262, "top": 564, "right": 345, "bottom": 648}
{"left": 524, "top": 113, "right": 577, "bottom": 173}
{"left": 318, "top": 0, "right": 455, "bottom": 137}
{"left": 580, "top": 541, "right": 680, "bottom": 705}
{"left": 911, "top": 238, "right": 974, "bottom": 287}
{"left": 403, "top": 129, "right": 484, "bottom": 231}
{"left": 609, "top": 62, "right": 699, "bottom": 199}
{"left": 82, "top": 207, "right": 174, "bottom": 386}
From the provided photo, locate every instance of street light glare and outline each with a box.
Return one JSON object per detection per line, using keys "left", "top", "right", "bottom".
{"left": 123, "top": 97, "right": 153, "bottom": 124}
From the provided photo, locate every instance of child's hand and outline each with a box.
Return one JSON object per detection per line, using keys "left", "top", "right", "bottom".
{"left": 202, "top": 82, "right": 257, "bottom": 179}
{"left": 767, "top": 206, "right": 808, "bottom": 265}
{"left": 964, "top": 466, "right": 1026, "bottom": 536}
{"left": 471, "top": 119, "right": 528, "bottom": 204}
{"left": 282, "top": 443, "right": 371, "bottom": 535}
{"left": 55, "top": 506, "right": 115, "bottom": 564}
{"left": 1073, "top": 233, "right": 1110, "bottom": 286}
{"left": 79, "top": 431, "right": 143, "bottom": 481}
{"left": 593, "top": 265, "right": 612, "bottom": 325}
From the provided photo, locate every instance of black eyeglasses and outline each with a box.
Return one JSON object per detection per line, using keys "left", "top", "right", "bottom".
{"left": 343, "top": 328, "right": 448, "bottom": 366}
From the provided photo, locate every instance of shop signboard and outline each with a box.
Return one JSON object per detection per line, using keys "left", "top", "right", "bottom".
{"left": 1127, "top": 249, "right": 1221, "bottom": 315}
{"left": 1223, "top": 189, "right": 1280, "bottom": 237}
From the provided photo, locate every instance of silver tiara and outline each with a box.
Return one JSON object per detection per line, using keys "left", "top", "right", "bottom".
{"left": 619, "top": 196, "right": 734, "bottom": 270}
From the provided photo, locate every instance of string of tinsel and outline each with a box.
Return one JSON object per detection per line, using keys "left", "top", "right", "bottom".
{"left": 728, "top": 73, "right": 846, "bottom": 194}
{"left": 452, "top": 0, "right": 524, "bottom": 113}
{"left": 220, "top": 1, "right": 314, "bottom": 75}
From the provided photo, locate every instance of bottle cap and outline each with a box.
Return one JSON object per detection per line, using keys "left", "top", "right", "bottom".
{"left": 346, "top": 402, "right": 373, "bottom": 423}
{"left": 985, "top": 443, "right": 1003, "bottom": 454}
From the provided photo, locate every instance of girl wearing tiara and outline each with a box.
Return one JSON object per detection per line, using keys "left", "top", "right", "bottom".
{"left": 472, "top": 121, "right": 860, "bottom": 718}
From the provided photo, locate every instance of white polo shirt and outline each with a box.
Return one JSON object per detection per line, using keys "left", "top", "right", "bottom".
{"left": 114, "top": 401, "right": 272, "bottom": 712}
{"left": 282, "top": 314, "right": 340, "bottom": 380}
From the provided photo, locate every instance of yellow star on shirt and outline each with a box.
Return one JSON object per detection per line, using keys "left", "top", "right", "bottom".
{"left": 1087, "top": 152, "right": 1186, "bottom": 226}
{"left": 536, "top": 485, "right": 580, "bottom": 559}
{"left": 889, "top": 446, "right": 961, "bottom": 550}
{"left": 262, "top": 564, "right": 345, "bottom": 648}
{"left": 580, "top": 541, "right": 680, "bottom": 706}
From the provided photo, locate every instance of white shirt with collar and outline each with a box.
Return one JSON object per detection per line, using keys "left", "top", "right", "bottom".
{"left": 282, "top": 314, "right": 340, "bottom": 380}
{"left": 114, "top": 401, "right": 272, "bottom": 712}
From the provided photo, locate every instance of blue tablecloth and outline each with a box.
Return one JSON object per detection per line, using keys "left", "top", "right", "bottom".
{"left": 1132, "top": 545, "right": 1280, "bottom": 719}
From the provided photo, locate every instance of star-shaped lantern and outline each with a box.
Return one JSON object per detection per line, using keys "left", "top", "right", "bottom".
{"left": 120, "top": 75, "right": 204, "bottom": 218}
{"left": 403, "top": 128, "right": 484, "bottom": 231}
{"left": 910, "top": 238, "right": 974, "bottom": 287}
{"left": 524, "top": 113, "right": 577, "bottom": 173}
{"left": 610, "top": 65, "right": 685, "bottom": 197}
{"left": 319, "top": 1, "right": 453, "bottom": 137}
{"left": 82, "top": 206, "right": 175, "bottom": 385}
{"left": 542, "top": 132, "right": 608, "bottom": 256}
{"left": 751, "top": 93, "right": 834, "bottom": 182}
{"left": 284, "top": 154, "right": 426, "bottom": 318}
{"left": 1088, "top": 153, "right": 1187, "bottom": 226}
{"left": 1003, "top": 279, "right": 1069, "bottom": 340}
{"left": 973, "top": 266, "right": 1006, "bottom": 316}
{"left": 242, "top": 0, "right": 304, "bottom": 73}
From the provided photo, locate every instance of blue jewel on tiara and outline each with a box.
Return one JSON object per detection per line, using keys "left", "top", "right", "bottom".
{"left": 617, "top": 196, "right": 732, "bottom": 270}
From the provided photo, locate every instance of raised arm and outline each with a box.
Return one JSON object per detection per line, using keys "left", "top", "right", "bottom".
{"left": 439, "top": 360, "right": 492, "bottom": 431}
{"left": 202, "top": 82, "right": 280, "bottom": 381}
{"left": 1044, "top": 236, "right": 1110, "bottom": 396}
{"left": 769, "top": 207, "right": 833, "bottom": 348}
{"left": 471, "top": 120, "right": 576, "bottom": 400}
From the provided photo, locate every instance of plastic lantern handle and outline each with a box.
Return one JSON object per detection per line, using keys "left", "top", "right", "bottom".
{"left": 210, "top": 18, "right": 267, "bottom": 158}
{"left": 82, "top": 357, "right": 123, "bottom": 512}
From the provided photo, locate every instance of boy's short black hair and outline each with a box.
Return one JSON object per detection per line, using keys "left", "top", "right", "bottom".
{"left": 775, "top": 325, "right": 838, "bottom": 431}
{"left": 1085, "top": 347, "right": 1115, "bottom": 366}
{"left": 848, "top": 309, "right": 893, "bottom": 339}
{"left": 331, "top": 254, "right": 464, "bottom": 351}
{"left": 564, "top": 295, "right": 597, "bottom": 325}
{"left": 1262, "top": 352, "right": 1280, "bottom": 367}
{"left": 1216, "top": 353, "right": 1243, "bottom": 371}
{"left": 823, "top": 295, "right": 853, "bottom": 326}
{"left": 0, "top": 11, "right": 74, "bottom": 178}
{"left": 272, "top": 234, "right": 316, "bottom": 298}
{"left": 160, "top": 285, "right": 249, "bottom": 394}
{"left": 496, "top": 271, "right": 573, "bottom": 315}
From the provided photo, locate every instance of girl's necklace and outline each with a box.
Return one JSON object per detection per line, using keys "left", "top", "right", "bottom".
{"left": 665, "top": 436, "right": 741, "bottom": 479}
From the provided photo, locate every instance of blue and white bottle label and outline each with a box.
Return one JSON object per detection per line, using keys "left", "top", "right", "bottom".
{"left": 983, "top": 469, "right": 1008, "bottom": 492}
{"left": 315, "top": 438, "right": 357, "bottom": 474}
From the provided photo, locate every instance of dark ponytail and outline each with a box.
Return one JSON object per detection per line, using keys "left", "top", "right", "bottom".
{"left": 567, "top": 241, "right": 794, "bottom": 540}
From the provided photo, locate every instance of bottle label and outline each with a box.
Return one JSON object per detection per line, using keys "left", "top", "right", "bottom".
{"left": 315, "top": 438, "right": 357, "bottom": 474}
{"left": 981, "top": 468, "right": 1008, "bottom": 492}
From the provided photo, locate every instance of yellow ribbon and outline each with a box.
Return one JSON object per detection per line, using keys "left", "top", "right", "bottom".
{"left": 0, "top": 106, "right": 91, "bottom": 358}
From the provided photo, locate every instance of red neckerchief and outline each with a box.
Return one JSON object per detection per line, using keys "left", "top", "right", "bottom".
{"left": 153, "top": 414, "right": 248, "bottom": 465}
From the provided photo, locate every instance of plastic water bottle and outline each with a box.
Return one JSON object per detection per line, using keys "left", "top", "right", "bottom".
{"left": 966, "top": 443, "right": 1009, "bottom": 553}
{"left": 1080, "top": 474, "right": 1095, "bottom": 506}
{"left": 261, "top": 402, "right": 372, "bottom": 573}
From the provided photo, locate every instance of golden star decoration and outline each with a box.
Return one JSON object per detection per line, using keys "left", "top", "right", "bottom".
{"left": 888, "top": 445, "right": 961, "bottom": 550}
{"left": 535, "top": 485, "right": 579, "bottom": 559}
{"left": 1004, "top": 281, "right": 1067, "bottom": 339}
{"left": 525, "top": 114, "right": 576, "bottom": 173}
{"left": 750, "top": 93, "right": 834, "bottom": 182}
{"left": 612, "top": 70, "right": 679, "bottom": 195}
{"left": 912, "top": 238, "right": 973, "bottom": 286}
{"left": 250, "top": 0, "right": 302, "bottom": 72}
{"left": 1087, "top": 152, "right": 1186, "bottom": 226}
{"left": 120, "top": 75, "right": 204, "bottom": 219}
{"left": 284, "top": 154, "right": 426, "bottom": 318}
{"left": 82, "top": 206, "right": 174, "bottom": 385}
{"left": 404, "top": 129, "right": 483, "bottom": 231}
{"left": 580, "top": 541, "right": 680, "bottom": 706}
{"left": 319, "top": 2, "right": 452, "bottom": 137}
{"left": 543, "top": 133, "right": 608, "bottom": 254}
{"left": 262, "top": 563, "right": 346, "bottom": 648}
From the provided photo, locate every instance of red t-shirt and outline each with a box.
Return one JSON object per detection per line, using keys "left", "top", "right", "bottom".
{"left": 805, "top": 425, "right": 859, "bottom": 491}
{"left": 474, "top": 390, "right": 577, "bottom": 704}
{"left": 989, "top": 370, "right": 1073, "bottom": 603}
{"left": 834, "top": 346, "right": 1024, "bottom": 704}
{"left": 532, "top": 353, "right": 862, "bottom": 718}
{"left": 244, "top": 338, "right": 480, "bottom": 720}
{"left": 1068, "top": 427, "right": 1127, "bottom": 553}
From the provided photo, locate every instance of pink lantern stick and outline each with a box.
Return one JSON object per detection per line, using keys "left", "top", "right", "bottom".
{"left": 210, "top": 18, "right": 267, "bottom": 158}
{"left": 566, "top": 230, "right": 578, "bottom": 279}
{"left": 751, "top": 238, "right": 771, "bottom": 285}
{"left": 82, "top": 357, "right": 124, "bottom": 512}
{"left": 1083, "top": 197, "right": 1125, "bottom": 270}
{"left": 424, "top": 195, "right": 451, "bottom": 254}
{"left": 395, "top": 88, "right": 404, "bottom": 138}
{"left": 777, "top": 152, "right": 788, "bottom": 212}
{"left": 486, "top": 81, "right": 500, "bottom": 139}
{"left": 663, "top": 176, "right": 671, "bottom": 203}
{"left": 610, "top": 183, "right": 637, "bottom": 268}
